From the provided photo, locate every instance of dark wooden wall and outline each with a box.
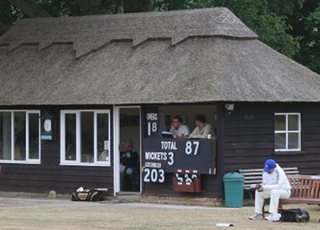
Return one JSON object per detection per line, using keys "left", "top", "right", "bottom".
{"left": 1, "top": 102, "right": 320, "bottom": 199}
{"left": 0, "top": 106, "right": 114, "bottom": 195}
{"left": 222, "top": 102, "right": 320, "bottom": 174}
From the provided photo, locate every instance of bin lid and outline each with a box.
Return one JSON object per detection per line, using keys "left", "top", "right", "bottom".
{"left": 223, "top": 172, "right": 244, "bottom": 181}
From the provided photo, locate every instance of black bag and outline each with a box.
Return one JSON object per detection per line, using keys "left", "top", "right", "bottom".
{"left": 279, "top": 208, "right": 310, "bottom": 223}
{"left": 71, "top": 188, "right": 104, "bottom": 201}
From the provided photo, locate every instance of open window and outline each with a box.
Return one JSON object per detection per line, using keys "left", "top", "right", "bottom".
{"left": 158, "top": 104, "right": 217, "bottom": 137}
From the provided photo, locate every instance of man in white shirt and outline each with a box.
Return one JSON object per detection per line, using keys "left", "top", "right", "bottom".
{"left": 189, "top": 115, "right": 214, "bottom": 138}
{"left": 170, "top": 116, "right": 190, "bottom": 138}
{"left": 249, "top": 159, "right": 291, "bottom": 221}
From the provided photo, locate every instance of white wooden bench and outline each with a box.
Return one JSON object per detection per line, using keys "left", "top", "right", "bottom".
{"left": 239, "top": 167, "right": 299, "bottom": 204}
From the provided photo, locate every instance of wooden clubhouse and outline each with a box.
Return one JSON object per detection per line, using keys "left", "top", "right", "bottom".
{"left": 0, "top": 8, "right": 320, "bottom": 204}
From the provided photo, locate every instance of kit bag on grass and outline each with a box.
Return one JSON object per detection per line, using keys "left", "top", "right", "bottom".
{"left": 71, "top": 187, "right": 103, "bottom": 201}
{"left": 279, "top": 208, "right": 310, "bottom": 223}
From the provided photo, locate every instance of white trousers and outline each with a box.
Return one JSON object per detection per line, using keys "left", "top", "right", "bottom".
{"left": 255, "top": 189, "right": 291, "bottom": 214}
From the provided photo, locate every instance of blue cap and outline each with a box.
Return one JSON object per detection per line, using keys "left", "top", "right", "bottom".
{"left": 264, "top": 159, "right": 276, "bottom": 173}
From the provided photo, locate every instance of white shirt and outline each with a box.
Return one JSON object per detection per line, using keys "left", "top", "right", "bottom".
{"left": 262, "top": 164, "right": 291, "bottom": 190}
{"left": 172, "top": 124, "right": 190, "bottom": 137}
{"left": 189, "top": 123, "right": 214, "bottom": 138}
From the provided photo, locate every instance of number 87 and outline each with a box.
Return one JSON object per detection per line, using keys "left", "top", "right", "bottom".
{"left": 185, "top": 141, "right": 199, "bottom": 155}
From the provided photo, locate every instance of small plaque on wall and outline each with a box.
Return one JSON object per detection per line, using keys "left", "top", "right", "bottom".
{"left": 244, "top": 114, "right": 255, "bottom": 120}
{"left": 41, "top": 111, "right": 56, "bottom": 140}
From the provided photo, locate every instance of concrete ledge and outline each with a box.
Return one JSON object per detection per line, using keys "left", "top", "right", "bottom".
{"left": 0, "top": 191, "right": 71, "bottom": 199}
{"left": 141, "top": 195, "right": 223, "bottom": 207}
{"left": 110, "top": 192, "right": 141, "bottom": 203}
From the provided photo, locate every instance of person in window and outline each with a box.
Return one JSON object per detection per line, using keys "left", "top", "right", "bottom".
{"left": 170, "top": 115, "right": 190, "bottom": 138}
{"left": 189, "top": 115, "right": 214, "bottom": 138}
{"left": 99, "top": 150, "right": 109, "bottom": 161}
{"left": 120, "top": 139, "right": 139, "bottom": 175}
{"left": 249, "top": 159, "right": 291, "bottom": 221}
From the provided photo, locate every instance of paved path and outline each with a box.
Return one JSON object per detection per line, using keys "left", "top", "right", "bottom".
{"left": 0, "top": 197, "right": 245, "bottom": 211}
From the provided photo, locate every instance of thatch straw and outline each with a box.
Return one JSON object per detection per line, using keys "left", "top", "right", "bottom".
{"left": 0, "top": 8, "right": 257, "bottom": 58}
{"left": 0, "top": 8, "right": 319, "bottom": 105}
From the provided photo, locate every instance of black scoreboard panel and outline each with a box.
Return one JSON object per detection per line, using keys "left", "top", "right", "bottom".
{"left": 143, "top": 138, "right": 216, "bottom": 176}
{"left": 144, "top": 107, "right": 159, "bottom": 137}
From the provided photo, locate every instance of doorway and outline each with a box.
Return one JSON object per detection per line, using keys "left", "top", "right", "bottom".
{"left": 114, "top": 106, "right": 141, "bottom": 194}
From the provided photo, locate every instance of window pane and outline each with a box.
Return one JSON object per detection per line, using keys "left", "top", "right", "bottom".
{"left": 288, "top": 115, "right": 299, "bottom": 131}
{"left": 97, "top": 113, "right": 109, "bottom": 162}
{"left": 275, "top": 133, "right": 286, "bottom": 150}
{"left": 0, "top": 112, "right": 11, "bottom": 160}
{"left": 65, "top": 114, "right": 76, "bottom": 160}
{"left": 29, "top": 113, "right": 39, "bottom": 159}
{"left": 81, "top": 112, "right": 94, "bottom": 163}
{"left": 288, "top": 133, "right": 299, "bottom": 149}
{"left": 275, "top": 115, "right": 286, "bottom": 131}
{"left": 14, "top": 112, "right": 26, "bottom": 160}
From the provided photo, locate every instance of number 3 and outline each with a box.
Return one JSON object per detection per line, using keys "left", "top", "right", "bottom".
{"left": 168, "top": 152, "right": 174, "bottom": 165}
{"left": 158, "top": 169, "right": 165, "bottom": 183}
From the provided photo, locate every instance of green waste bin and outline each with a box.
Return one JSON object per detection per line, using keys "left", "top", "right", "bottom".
{"left": 223, "top": 172, "right": 244, "bottom": 207}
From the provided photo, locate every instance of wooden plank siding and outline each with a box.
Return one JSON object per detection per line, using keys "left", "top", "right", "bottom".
{"left": 1, "top": 102, "right": 320, "bottom": 200}
{"left": 0, "top": 106, "right": 114, "bottom": 195}
{"left": 222, "top": 102, "right": 320, "bottom": 175}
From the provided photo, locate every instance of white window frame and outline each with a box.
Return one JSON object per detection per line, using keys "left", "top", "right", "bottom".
{"left": 0, "top": 110, "right": 41, "bottom": 164}
{"left": 275, "top": 113, "right": 301, "bottom": 152}
{"left": 60, "top": 110, "right": 111, "bottom": 166}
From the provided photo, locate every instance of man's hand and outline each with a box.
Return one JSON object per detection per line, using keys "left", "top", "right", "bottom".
{"left": 257, "top": 185, "right": 264, "bottom": 192}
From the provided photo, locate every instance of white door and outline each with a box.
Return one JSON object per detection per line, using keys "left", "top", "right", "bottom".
{"left": 113, "top": 106, "right": 141, "bottom": 194}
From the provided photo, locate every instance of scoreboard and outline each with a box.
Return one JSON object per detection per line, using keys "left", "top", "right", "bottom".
{"left": 143, "top": 138, "right": 216, "bottom": 183}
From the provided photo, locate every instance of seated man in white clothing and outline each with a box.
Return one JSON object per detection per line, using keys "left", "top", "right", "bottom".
{"left": 249, "top": 159, "right": 292, "bottom": 221}
{"left": 170, "top": 115, "right": 190, "bottom": 138}
{"left": 189, "top": 115, "right": 214, "bottom": 139}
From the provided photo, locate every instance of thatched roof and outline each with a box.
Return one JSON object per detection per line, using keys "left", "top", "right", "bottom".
{"left": 0, "top": 7, "right": 319, "bottom": 105}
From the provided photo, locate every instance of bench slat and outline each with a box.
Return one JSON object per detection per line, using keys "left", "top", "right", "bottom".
{"left": 239, "top": 167, "right": 298, "bottom": 173}
{"left": 242, "top": 176, "right": 263, "bottom": 179}
{"left": 281, "top": 198, "right": 320, "bottom": 204}
{"left": 241, "top": 171, "right": 299, "bottom": 177}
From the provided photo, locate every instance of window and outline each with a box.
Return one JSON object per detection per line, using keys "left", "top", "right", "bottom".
{"left": 0, "top": 110, "right": 40, "bottom": 163}
{"left": 60, "top": 110, "right": 110, "bottom": 166}
{"left": 274, "top": 113, "right": 301, "bottom": 151}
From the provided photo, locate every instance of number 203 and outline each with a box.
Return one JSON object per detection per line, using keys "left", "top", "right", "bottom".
{"left": 143, "top": 168, "right": 165, "bottom": 183}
